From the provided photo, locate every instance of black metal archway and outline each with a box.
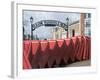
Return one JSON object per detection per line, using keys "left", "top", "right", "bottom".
{"left": 30, "top": 19, "right": 69, "bottom": 40}
{"left": 31, "top": 20, "right": 68, "bottom": 31}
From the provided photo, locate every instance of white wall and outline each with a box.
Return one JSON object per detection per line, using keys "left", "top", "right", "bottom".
{"left": 0, "top": 0, "right": 100, "bottom": 80}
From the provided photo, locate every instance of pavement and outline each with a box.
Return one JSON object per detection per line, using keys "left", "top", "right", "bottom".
{"left": 66, "top": 60, "right": 91, "bottom": 67}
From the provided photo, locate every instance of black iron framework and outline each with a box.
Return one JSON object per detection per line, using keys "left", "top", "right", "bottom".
{"left": 31, "top": 20, "right": 68, "bottom": 30}
{"left": 30, "top": 18, "right": 69, "bottom": 40}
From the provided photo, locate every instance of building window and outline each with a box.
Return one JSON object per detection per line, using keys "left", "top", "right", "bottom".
{"left": 84, "top": 13, "right": 91, "bottom": 19}
{"left": 88, "top": 13, "right": 91, "bottom": 18}
{"left": 55, "top": 28, "right": 58, "bottom": 32}
{"left": 86, "top": 21, "right": 90, "bottom": 27}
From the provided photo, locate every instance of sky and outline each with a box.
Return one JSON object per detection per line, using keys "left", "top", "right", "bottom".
{"left": 23, "top": 10, "right": 80, "bottom": 39}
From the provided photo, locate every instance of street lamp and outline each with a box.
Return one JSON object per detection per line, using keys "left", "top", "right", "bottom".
{"left": 30, "top": 16, "right": 33, "bottom": 40}
{"left": 66, "top": 17, "right": 69, "bottom": 38}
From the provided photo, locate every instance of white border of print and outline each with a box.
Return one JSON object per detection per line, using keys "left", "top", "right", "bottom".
{"left": 11, "top": 1, "right": 97, "bottom": 79}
